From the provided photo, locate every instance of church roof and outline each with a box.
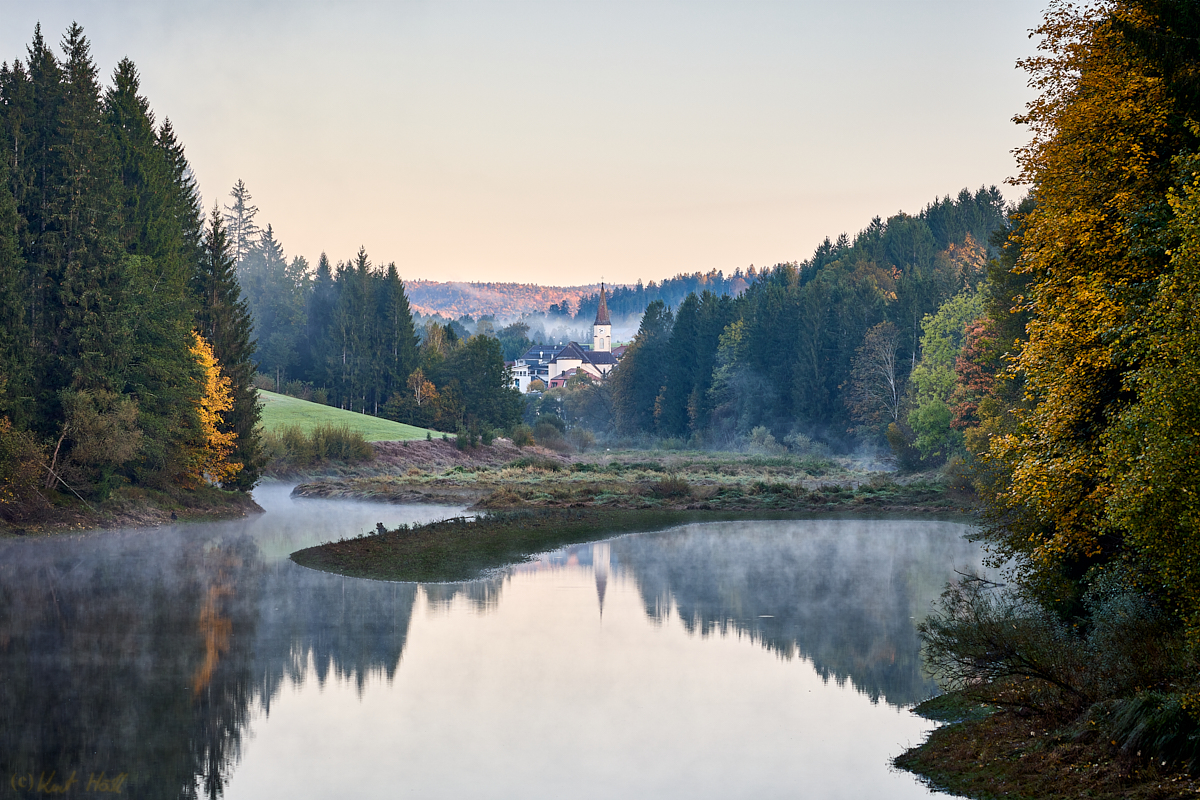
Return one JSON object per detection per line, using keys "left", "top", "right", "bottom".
{"left": 548, "top": 341, "right": 618, "bottom": 367}
{"left": 585, "top": 350, "right": 617, "bottom": 365}
{"left": 594, "top": 283, "right": 611, "bottom": 326}
{"left": 520, "top": 344, "right": 565, "bottom": 363}
{"left": 554, "top": 342, "right": 589, "bottom": 362}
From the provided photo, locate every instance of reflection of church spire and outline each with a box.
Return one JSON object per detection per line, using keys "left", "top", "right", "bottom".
{"left": 593, "top": 542, "right": 610, "bottom": 618}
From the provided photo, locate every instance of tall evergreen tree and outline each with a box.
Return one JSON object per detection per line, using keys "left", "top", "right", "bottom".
{"left": 196, "top": 205, "right": 261, "bottom": 488}
{"left": 223, "top": 179, "right": 259, "bottom": 265}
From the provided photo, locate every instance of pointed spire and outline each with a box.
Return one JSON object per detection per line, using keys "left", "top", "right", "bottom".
{"left": 594, "top": 282, "right": 611, "bottom": 326}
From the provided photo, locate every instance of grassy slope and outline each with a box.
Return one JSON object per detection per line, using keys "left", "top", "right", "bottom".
{"left": 258, "top": 390, "right": 441, "bottom": 441}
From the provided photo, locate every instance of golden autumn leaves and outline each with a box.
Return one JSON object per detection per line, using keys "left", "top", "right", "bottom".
{"left": 979, "top": 1, "right": 1200, "bottom": 646}
{"left": 185, "top": 332, "right": 242, "bottom": 488}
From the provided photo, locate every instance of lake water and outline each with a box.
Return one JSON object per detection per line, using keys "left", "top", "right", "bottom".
{"left": 0, "top": 485, "right": 987, "bottom": 799}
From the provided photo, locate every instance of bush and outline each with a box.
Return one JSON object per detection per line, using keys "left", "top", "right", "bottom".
{"left": 568, "top": 428, "right": 595, "bottom": 452}
{"left": 252, "top": 373, "right": 275, "bottom": 391}
{"left": 919, "top": 576, "right": 1186, "bottom": 715}
{"left": 0, "top": 417, "right": 48, "bottom": 524}
{"left": 886, "top": 422, "right": 923, "bottom": 472}
{"left": 650, "top": 474, "right": 691, "bottom": 499}
{"left": 534, "top": 421, "right": 568, "bottom": 451}
{"left": 508, "top": 455, "right": 562, "bottom": 472}
{"left": 749, "top": 426, "right": 785, "bottom": 455}
{"left": 511, "top": 424, "right": 535, "bottom": 447}
{"left": 1104, "top": 692, "right": 1200, "bottom": 773}
{"left": 262, "top": 424, "right": 373, "bottom": 468}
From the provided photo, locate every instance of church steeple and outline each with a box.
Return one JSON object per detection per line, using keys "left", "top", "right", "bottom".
{"left": 592, "top": 283, "right": 611, "bottom": 353}
{"left": 594, "top": 283, "right": 611, "bottom": 325}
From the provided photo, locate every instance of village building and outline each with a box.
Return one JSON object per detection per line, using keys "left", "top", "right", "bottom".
{"left": 512, "top": 284, "right": 619, "bottom": 392}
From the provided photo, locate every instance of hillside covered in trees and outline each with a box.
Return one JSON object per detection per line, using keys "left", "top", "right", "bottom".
{"left": 223, "top": 184, "right": 524, "bottom": 436}
{"left": 540, "top": 186, "right": 1008, "bottom": 451}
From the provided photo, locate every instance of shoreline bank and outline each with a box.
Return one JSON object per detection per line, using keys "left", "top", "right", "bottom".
{"left": 896, "top": 692, "right": 1200, "bottom": 799}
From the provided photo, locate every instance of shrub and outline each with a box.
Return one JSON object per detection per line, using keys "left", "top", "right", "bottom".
{"left": 0, "top": 417, "right": 48, "bottom": 524}
{"left": 918, "top": 577, "right": 1186, "bottom": 715}
{"left": 534, "top": 421, "right": 568, "bottom": 451}
{"left": 886, "top": 422, "right": 923, "bottom": 472}
{"left": 252, "top": 373, "right": 275, "bottom": 391}
{"left": 650, "top": 474, "right": 691, "bottom": 499}
{"left": 508, "top": 455, "right": 561, "bottom": 471}
{"left": 262, "top": 424, "right": 372, "bottom": 468}
{"left": 511, "top": 424, "right": 535, "bottom": 447}
{"left": 1104, "top": 692, "right": 1200, "bottom": 773}
{"left": 568, "top": 428, "right": 595, "bottom": 452}
{"left": 749, "top": 426, "right": 785, "bottom": 455}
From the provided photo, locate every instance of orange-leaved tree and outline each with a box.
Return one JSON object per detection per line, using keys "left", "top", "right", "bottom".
{"left": 185, "top": 332, "right": 242, "bottom": 487}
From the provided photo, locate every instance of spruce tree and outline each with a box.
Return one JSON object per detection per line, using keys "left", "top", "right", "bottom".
{"left": 223, "top": 179, "right": 259, "bottom": 265}
{"left": 156, "top": 118, "right": 206, "bottom": 270}
{"left": 196, "top": 205, "right": 261, "bottom": 489}
{"left": 301, "top": 253, "right": 336, "bottom": 390}
{"left": 381, "top": 262, "right": 419, "bottom": 403}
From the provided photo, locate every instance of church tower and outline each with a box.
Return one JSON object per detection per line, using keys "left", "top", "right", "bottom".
{"left": 592, "top": 283, "right": 611, "bottom": 353}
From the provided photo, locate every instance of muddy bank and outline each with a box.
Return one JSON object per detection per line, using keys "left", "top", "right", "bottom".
{"left": 896, "top": 693, "right": 1200, "bottom": 799}
{"left": 1, "top": 485, "right": 262, "bottom": 536}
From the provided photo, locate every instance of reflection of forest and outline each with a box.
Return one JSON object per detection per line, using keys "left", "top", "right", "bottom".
{"left": 0, "top": 517, "right": 978, "bottom": 798}
{"left": 0, "top": 529, "right": 421, "bottom": 799}
{"left": 607, "top": 519, "right": 983, "bottom": 707}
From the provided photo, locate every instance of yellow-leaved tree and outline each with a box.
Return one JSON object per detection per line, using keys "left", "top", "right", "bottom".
{"left": 185, "top": 332, "right": 242, "bottom": 487}
{"left": 978, "top": 0, "right": 1194, "bottom": 603}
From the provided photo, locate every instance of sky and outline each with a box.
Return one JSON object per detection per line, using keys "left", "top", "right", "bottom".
{"left": 1, "top": 1, "right": 1046, "bottom": 286}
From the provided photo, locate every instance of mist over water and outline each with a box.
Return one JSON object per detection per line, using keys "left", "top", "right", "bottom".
{"left": 0, "top": 489, "right": 980, "bottom": 798}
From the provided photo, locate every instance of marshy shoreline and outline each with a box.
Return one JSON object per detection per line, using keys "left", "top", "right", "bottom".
{"left": 287, "top": 442, "right": 971, "bottom": 583}
{"left": 289, "top": 438, "right": 968, "bottom": 515}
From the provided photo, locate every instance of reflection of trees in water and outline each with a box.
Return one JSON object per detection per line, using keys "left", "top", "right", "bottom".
{"left": 0, "top": 517, "right": 978, "bottom": 796}
{"left": 0, "top": 531, "right": 263, "bottom": 799}
{"left": 420, "top": 578, "right": 505, "bottom": 614}
{"left": 610, "top": 520, "right": 983, "bottom": 708}
{"left": 0, "top": 530, "right": 420, "bottom": 799}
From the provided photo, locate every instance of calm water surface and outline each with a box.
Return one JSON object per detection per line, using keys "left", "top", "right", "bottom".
{"left": 0, "top": 485, "right": 984, "bottom": 799}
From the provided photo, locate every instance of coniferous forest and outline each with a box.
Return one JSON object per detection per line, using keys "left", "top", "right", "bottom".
{"left": 0, "top": 24, "right": 526, "bottom": 524}
{"left": 0, "top": 25, "right": 262, "bottom": 511}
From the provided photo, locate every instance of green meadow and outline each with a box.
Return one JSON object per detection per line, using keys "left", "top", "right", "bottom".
{"left": 257, "top": 390, "right": 440, "bottom": 441}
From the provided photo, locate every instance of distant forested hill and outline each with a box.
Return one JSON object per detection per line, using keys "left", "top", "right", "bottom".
{"left": 404, "top": 271, "right": 758, "bottom": 323}
{"left": 404, "top": 281, "right": 601, "bottom": 318}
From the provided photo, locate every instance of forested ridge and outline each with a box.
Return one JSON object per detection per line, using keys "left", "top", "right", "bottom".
{"left": 540, "top": 186, "right": 1009, "bottom": 450}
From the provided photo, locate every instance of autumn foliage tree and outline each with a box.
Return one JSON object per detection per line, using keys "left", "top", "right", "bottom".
{"left": 184, "top": 332, "right": 241, "bottom": 488}
{"left": 973, "top": 0, "right": 1200, "bottom": 643}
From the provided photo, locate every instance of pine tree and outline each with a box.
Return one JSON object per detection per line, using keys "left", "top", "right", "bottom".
{"left": 156, "top": 117, "right": 206, "bottom": 270}
{"left": 223, "top": 179, "right": 259, "bottom": 265}
{"left": 301, "top": 253, "right": 336, "bottom": 389}
{"left": 196, "top": 205, "right": 261, "bottom": 489}
{"left": 379, "top": 262, "right": 419, "bottom": 410}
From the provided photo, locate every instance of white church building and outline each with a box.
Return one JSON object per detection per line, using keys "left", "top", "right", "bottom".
{"left": 511, "top": 284, "right": 618, "bottom": 392}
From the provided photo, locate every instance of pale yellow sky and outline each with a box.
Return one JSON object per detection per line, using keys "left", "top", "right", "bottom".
{"left": 1, "top": 1, "right": 1043, "bottom": 285}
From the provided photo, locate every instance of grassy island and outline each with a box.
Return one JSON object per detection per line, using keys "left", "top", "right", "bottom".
{"left": 288, "top": 452, "right": 967, "bottom": 583}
